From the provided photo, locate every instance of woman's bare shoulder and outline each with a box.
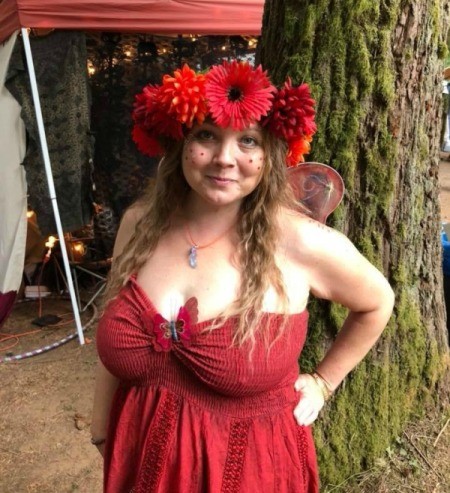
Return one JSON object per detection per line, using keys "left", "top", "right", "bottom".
{"left": 278, "top": 208, "right": 393, "bottom": 309}
{"left": 113, "top": 203, "right": 146, "bottom": 258}
{"left": 277, "top": 207, "right": 344, "bottom": 257}
{"left": 124, "top": 202, "right": 146, "bottom": 223}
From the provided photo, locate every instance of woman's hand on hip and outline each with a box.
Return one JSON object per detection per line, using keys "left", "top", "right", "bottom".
{"left": 293, "top": 373, "right": 325, "bottom": 426}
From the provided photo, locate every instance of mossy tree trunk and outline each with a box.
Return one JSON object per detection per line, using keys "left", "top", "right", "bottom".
{"left": 260, "top": 0, "right": 450, "bottom": 487}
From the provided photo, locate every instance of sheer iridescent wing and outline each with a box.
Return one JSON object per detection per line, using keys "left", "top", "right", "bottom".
{"left": 287, "top": 162, "right": 345, "bottom": 224}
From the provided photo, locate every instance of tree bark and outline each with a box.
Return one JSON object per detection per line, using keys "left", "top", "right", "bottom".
{"left": 260, "top": 0, "right": 450, "bottom": 487}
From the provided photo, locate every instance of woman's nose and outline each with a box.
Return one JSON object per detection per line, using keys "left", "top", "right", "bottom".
{"left": 213, "top": 139, "right": 236, "bottom": 167}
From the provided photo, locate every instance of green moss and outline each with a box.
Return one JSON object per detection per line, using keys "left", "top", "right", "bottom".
{"left": 423, "top": 339, "right": 442, "bottom": 387}
{"left": 284, "top": 4, "right": 298, "bottom": 42}
{"left": 438, "top": 41, "right": 449, "bottom": 60}
{"left": 429, "top": 0, "right": 443, "bottom": 46}
{"left": 313, "top": 282, "right": 438, "bottom": 486}
{"left": 404, "top": 45, "right": 414, "bottom": 61}
{"left": 348, "top": 28, "right": 374, "bottom": 96}
{"left": 329, "top": 303, "right": 348, "bottom": 330}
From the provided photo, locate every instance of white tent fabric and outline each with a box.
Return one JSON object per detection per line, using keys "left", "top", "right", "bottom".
{"left": 0, "top": 31, "right": 27, "bottom": 294}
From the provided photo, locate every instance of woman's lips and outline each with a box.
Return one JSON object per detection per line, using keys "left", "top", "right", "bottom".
{"left": 207, "top": 176, "right": 235, "bottom": 185}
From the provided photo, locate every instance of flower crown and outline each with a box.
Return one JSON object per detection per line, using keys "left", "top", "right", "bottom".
{"left": 132, "top": 60, "right": 316, "bottom": 167}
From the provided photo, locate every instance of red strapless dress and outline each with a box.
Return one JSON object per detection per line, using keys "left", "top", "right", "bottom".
{"left": 96, "top": 276, "right": 319, "bottom": 493}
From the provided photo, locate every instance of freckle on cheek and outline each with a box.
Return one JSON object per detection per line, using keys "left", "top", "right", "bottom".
{"left": 200, "top": 153, "right": 204, "bottom": 156}
{"left": 249, "top": 159, "right": 253, "bottom": 163}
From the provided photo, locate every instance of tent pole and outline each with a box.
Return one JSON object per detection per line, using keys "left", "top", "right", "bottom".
{"left": 21, "top": 28, "right": 85, "bottom": 345}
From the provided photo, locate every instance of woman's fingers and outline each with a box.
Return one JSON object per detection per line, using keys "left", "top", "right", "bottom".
{"left": 293, "top": 373, "right": 325, "bottom": 425}
{"left": 294, "top": 406, "right": 319, "bottom": 426}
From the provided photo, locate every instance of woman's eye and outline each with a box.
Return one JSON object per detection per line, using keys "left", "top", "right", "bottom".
{"left": 195, "top": 130, "right": 215, "bottom": 141}
{"left": 241, "top": 136, "right": 259, "bottom": 147}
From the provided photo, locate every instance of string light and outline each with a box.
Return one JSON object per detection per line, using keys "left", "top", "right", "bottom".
{"left": 45, "top": 236, "right": 57, "bottom": 249}
{"left": 87, "top": 60, "right": 96, "bottom": 76}
{"left": 72, "top": 242, "right": 86, "bottom": 255}
{"left": 43, "top": 236, "right": 57, "bottom": 264}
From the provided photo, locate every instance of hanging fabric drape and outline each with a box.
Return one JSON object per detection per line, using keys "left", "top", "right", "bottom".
{"left": 5, "top": 30, "right": 93, "bottom": 235}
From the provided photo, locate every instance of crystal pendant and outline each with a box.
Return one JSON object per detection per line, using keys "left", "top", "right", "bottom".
{"left": 188, "top": 246, "right": 198, "bottom": 269}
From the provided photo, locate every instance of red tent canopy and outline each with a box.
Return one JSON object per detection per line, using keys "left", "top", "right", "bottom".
{"left": 0, "top": 0, "right": 264, "bottom": 43}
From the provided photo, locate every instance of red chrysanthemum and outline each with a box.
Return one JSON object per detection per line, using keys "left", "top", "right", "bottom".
{"left": 131, "top": 125, "right": 163, "bottom": 157}
{"left": 160, "top": 64, "right": 208, "bottom": 128}
{"left": 286, "top": 135, "right": 313, "bottom": 167}
{"left": 205, "top": 61, "right": 275, "bottom": 130}
{"left": 132, "top": 83, "right": 183, "bottom": 141}
{"left": 264, "top": 79, "right": 316, "bottom": 140}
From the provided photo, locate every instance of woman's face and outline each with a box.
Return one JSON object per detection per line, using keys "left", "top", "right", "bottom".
{"left": 181, "top": 122, "right": 265, "bottom": 209}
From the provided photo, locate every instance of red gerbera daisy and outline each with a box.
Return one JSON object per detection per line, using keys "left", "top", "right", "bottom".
{"left": 205, "top": 61, "right": 275, "bottom": 130}
{"left": 264, "top": 79, "right": 316, "bottom": 140}
{"left": 286, "top": 135, "right": 313, "bottom": 167}
{"left": 131, "top": 125, "right": 163, "bottom": 157}
{"left": 160, "top": 64, "right": 208, "bottom": 128}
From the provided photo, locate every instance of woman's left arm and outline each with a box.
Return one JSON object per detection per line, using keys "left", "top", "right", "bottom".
{"left": 292, "top": 219, "right": 395, "bottom": 426}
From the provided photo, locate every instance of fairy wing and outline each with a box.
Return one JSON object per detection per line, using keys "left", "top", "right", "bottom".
{"left": 287, "top": 162, "right": 344, "bottom": 224}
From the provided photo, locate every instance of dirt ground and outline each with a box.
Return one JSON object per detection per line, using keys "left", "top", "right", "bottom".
{"left": 1, "top": 159, "right": 450, "bottom": 493}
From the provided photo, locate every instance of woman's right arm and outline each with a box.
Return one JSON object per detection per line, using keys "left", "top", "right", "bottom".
{"left": 90, "top": 204, "right": 145, "bottom": 456}
{"left": 90, "top": 361, "right": 120, "bottom": 456}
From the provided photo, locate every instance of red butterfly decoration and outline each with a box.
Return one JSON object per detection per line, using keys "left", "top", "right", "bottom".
{"left": 142, "top": 297, "right": 198, "bottom": 352}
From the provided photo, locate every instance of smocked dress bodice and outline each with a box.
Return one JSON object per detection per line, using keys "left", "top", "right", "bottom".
{"left": 96, "top": 276, "right": 319, "bottom": 493}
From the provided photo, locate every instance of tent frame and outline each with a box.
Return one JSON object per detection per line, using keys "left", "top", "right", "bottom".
{"left": 21, "top": 28, "right": 85, "bottom": 344}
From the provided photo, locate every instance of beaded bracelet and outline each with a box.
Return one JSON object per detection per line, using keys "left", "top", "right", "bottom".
{"left": 90, "top": 436, "right": 106, "bottom": 446}
{"left": 311, "top": 371, "right": 334, "bottom": 401}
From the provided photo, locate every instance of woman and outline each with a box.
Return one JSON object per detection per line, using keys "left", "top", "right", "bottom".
{"left": 91, "top": 61, "right": 394, "bottom": 492}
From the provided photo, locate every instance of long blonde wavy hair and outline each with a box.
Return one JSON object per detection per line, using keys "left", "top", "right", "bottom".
{"left": 103, "top": 130, "right": 300, "bottom": 347}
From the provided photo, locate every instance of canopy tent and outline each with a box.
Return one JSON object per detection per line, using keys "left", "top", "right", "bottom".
{"left": 0, "top": 1, "right": 264, "bottom": 348}
{"left": 0, "top": 0, "right": 263, "bottom": 43}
